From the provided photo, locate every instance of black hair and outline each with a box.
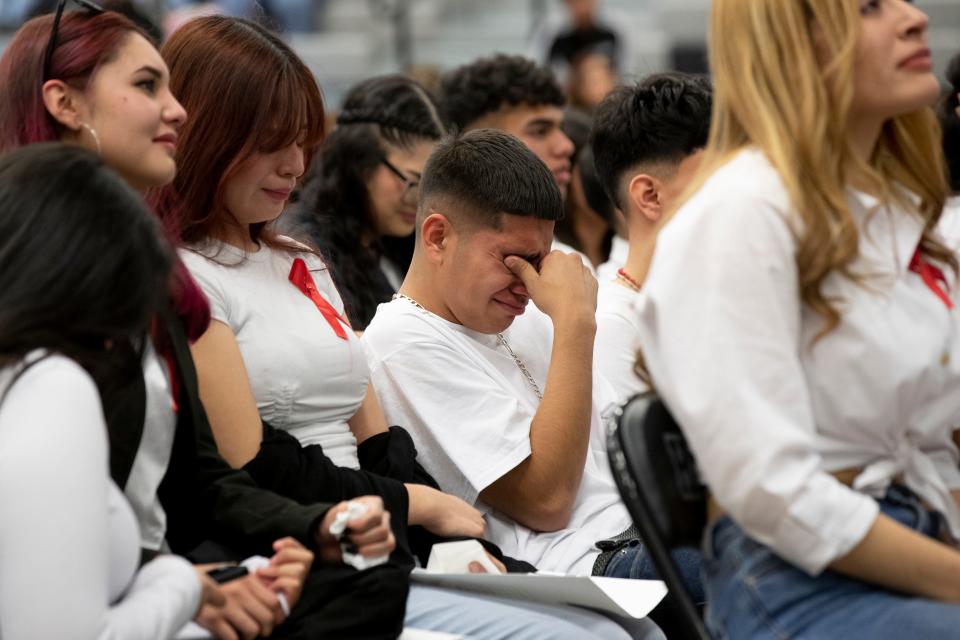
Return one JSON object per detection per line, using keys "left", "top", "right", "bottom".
{"left": 562, "top": 108, "right": 617, "bottom": 225}
{"left": 419, "top": 128, "right": 564, "bottom": 230}
{"left": 939, "top": 52, "right": 960, "bottom": 195}
{"left": 439, "top": 54, "right": 566, "bottom": 131}
{"left": 578, "top": 144, "right": 617, "bottom": 224}
{"left": 554, "top": 108, "right": 617, "bottom": 256}
{"left": 0, "top": 143, "right": 171, "bottom": 380}
{"left": 591, "top": 72, "right": 712, "bottom": 208}
{"left": 292, "top": 74, "right": 445, "bottom": 329}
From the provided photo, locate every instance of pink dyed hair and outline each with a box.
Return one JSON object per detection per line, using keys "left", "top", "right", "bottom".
{"left": 0, "top": 10, "right": 210, "bottom": 341}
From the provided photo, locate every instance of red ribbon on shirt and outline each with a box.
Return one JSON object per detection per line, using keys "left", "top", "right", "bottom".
{"left": 288, "top": 257, "right": 349, "bottom": 340}
{"left": 910, "top": 248, "right": 953, "bottom": 310}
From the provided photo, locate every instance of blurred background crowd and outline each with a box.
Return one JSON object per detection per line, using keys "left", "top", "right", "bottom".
{"left": 2, "top": 0, "right": 956, "bottom": 111}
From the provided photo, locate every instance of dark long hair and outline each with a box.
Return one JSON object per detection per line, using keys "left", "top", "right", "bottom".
{"left": 293, "top": 74, "right": 445, "bottom": 329}
{"left": 940, "top": 52, "right": 960, "bottom": 195}
{"left": 0, "top": 143, "right": 172, "bottom": 389}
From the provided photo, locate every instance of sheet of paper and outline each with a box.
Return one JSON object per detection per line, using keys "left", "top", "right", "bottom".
{"left": 411, "top": 568, "right": 667, "bottom": 619}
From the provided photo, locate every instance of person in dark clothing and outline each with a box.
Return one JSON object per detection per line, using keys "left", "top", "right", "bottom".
{"left": 157, "top": 15, "right": 656, "bottom": 640}
{"left": 0, "top": 10, "right": 402, "bottom": 639}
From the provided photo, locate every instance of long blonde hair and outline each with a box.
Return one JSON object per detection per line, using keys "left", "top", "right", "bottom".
{"left": 688, "top": 0, "right": 953, "bottom": 338}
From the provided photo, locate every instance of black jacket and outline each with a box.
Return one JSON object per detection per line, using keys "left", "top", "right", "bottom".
{"left": 103, "top": 309, "right": 408, "bottom": 638}
{"left": 105, "top": 308, "right": 332, "bottom": 559}
{"left": 248, "top": 422, "right": 537, "bottom": 573}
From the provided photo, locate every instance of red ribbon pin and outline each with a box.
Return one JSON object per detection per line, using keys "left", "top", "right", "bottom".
{"left": 910, "top": 248, "right": 953, "bottom": 310}
{"left": 289, "top": 258, "right": 349, "bottom": 340}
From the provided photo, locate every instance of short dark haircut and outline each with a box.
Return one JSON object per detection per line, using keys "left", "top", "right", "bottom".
{"left": 591, "top": 72, "right": 713, "bottom": 208}
{"left": 939, "top": 52, "right": 960, "bottom": 195}
{"left": 0, "top": 143, "right": 171, "bottom": 370}
{"left": 440, "top": 54, "right": 566, "bottom": 131}
{"left": 419, "top": 128, "right": 564, "bottom": 230}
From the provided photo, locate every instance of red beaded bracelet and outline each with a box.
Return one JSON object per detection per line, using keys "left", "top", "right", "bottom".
{"left": 617, "top": 268, "right": 642, "bottom": 291}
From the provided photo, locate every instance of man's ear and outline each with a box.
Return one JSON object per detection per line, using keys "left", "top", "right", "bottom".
{"left": 627, "top": 173, "right": 663, "bottom": 224}
{"left": 41, "top": 79, "right": 85, "bottom": 133}
{"left": 421, "top": 211, "right": 454, "bottom": 265}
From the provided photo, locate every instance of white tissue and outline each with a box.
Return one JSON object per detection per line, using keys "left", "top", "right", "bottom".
{"left": 426, "top": 540, "right": 504, "bottom": 574}
{"left": 328, "top": 501, "right": 390, "bottom": 570}
{"left": 241, "top": 556, "right": 290, "bottom": 616}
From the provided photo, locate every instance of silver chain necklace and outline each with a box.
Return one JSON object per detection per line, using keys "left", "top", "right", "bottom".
{"left": 393, "top": 293, "right": 544, "bottom": 400}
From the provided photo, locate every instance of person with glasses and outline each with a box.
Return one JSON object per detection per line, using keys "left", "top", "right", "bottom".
{"left": 0, "top": 9, "right": 401, "bottom": 640}
{"left": 290, "top": 74, "right": 446, "bottom": 330}
{"left": 156, "top": 17, "right": 658, "bottom": 640}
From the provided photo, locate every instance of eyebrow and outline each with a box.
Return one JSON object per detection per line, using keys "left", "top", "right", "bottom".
{"left": 523, "top": 118, "right": 558, "bottom": 130}
{"left": 135, "top": 66, "right": 163, "bottom": 79}
{"left": 507, "top": 252, "right": 543, "bottom": 265}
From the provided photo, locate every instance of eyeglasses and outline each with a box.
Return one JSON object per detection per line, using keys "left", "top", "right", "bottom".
{"left": 380, "top": 157, "right": 420, "bottom": 207}
{"left": 42, "top": 0, "right": 105, "bottom": 83}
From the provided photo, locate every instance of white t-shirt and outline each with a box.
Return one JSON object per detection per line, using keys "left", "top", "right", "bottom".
{"left": 181, "top": 239, "right": 369, "bottom": 469}
{"left": 0, "top": 354, "right": 199, "bottom": 639}
{"left": 596, "top": 235, "right": 629, "bottom": 284}
{"left": 364, "top": 301, "right": 632, "bottom": 575}
{"left": 551, "top": 239, "right": 597, "bottom": 275}
{"left": 636, "top": 148, "right": 960, "bottom": 575}
{"left": 596, "top": 281, "right": 649, "bottom": 406}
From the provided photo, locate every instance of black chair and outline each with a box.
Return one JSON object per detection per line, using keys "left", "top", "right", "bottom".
{"left": 607, "top": 393, "right": 711, "bottom": 640}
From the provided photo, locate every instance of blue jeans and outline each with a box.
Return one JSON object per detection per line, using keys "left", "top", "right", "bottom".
{"left": 704, "top": 485, "right": 960, "bottom": 639}
{"left": 404, "top": 584, "right": 664, "bottom": 640}
{"left": 602, "top": 539, "right": 706, "bottom": 605}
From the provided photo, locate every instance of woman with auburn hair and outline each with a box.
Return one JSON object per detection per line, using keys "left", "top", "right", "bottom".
{"left": 157, "top": 15, "right": 659, "bottom": 640}
{"left": 0, "top": 10, "right": 392, "bottom": 640}
{"left": 635, "top": 0, "right": 960, "bottom": 637}
{"left": 292, "top": 74, "right": 446, "bottom": 330}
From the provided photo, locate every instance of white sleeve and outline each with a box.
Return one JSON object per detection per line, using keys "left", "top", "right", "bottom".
{"left": 99, "top": 555, "right": 200, "bottom": 640}
{"left": 180, "top": 250, "right": 230, "bottom": 324}
{"left": 368, "top": 342, "right": 533, "bottom": 505}
{"left": 595, "top": 282, "right": 649, "bottom": 406}
{"left": 0, "top": 358, "right": 199, "bottom": 640}
{"left": 635, "top": 184, "right": 879, "bottom": 576}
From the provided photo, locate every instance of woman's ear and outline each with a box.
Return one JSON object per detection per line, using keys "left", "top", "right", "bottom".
{"left": 41, "top": 79, "right": 85, "bottom": 133}
{"left": 421, "top": 210, "right": 454, "bottom": 265}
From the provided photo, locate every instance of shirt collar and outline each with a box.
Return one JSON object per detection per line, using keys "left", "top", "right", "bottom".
{"left": 847, "top": 187, "right": 925, "bottom": 276}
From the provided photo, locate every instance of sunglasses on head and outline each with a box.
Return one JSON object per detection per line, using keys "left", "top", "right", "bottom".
{"left": 42, "top": 0, "right": 105, "bottom": 82}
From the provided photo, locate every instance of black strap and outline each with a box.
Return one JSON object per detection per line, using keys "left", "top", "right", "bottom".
{"left": 103, "top": 339, "right": 147, "bottom": 489}
{"left": 592, "top": 522, "right": 642, "bottom": 576}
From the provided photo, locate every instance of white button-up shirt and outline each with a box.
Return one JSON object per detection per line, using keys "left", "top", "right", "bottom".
{"left": 635, "top": 148, "right": 960, "bottom": 575}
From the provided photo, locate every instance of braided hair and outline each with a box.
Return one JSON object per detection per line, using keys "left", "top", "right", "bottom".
{"left": 292, "top": 75, "right": 445, "bottom": 329}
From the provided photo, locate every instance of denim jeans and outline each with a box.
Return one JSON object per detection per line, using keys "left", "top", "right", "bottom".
{"left": 404, "top": 585, "right": 665, "bottom": 640}
{"left": 602, "top": 539, "right": 706, "bottom": 604}
{"left": 703, "top": 485, "right": 960, "bottom": 639}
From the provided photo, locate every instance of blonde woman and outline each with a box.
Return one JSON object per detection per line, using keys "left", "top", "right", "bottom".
{"left": 636, "top": 0, "right": 960, "bottom": 637}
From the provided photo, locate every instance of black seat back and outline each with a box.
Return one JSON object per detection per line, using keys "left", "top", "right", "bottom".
{"left": 607, "top": 393, "right": 710, "bottom": 640}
